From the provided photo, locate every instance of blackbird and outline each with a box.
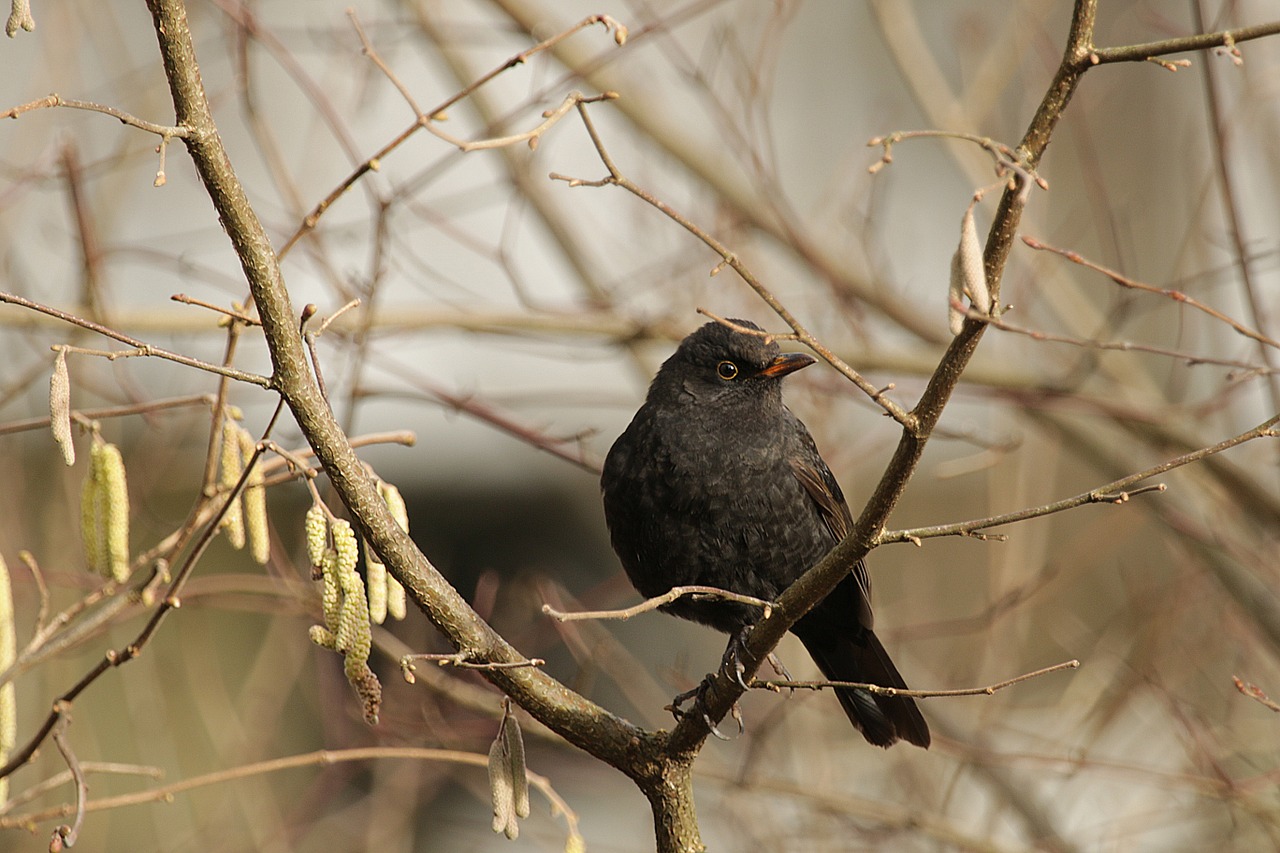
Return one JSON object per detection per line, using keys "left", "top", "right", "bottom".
{"left": 601, "top": 320, "right": 929, "bottom": 748}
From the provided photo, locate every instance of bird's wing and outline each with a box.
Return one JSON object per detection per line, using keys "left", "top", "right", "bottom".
{"left": 789, "top": 455, "right": 852, "bottom": 542}
{"left": 788, "top": 431, "right": 875, "bottom": 629}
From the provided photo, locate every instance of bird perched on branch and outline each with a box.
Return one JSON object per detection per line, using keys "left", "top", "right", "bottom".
{"left": 601, "top": 319, "right": 929, "bottom": 748}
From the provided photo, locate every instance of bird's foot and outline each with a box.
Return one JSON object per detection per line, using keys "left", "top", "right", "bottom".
{"left": 719, "top": 626, "right": 754, "bottom": 690}
{"left": 666, "top": 676, "right": 745, "bottom": 740}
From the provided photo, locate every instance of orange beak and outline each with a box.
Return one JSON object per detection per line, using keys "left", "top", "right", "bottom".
{"left": 759, "top": 352, "right": 817, "bottom": 378}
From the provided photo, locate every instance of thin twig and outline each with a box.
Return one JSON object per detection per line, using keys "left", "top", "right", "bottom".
{"left": 347, "top": 8, "right": 422, "bottom": 116}
{"left": 866, "top": 129, "right": 1048, "bottom": 203}
{"left": 552, "top": 101, "right": 916, "bottom": 427}
{"left": 279, "top": 14, "right": 626, "bottom": 258}
{"left": 961, "top": 301, "right": 1275, "bottom": 373}
{"left": 696, "top": 309, "right": 801, "bottom": 345}
{"left": 257, "top": 431, "right": 415, "bottom": 472}
{"left": 1233, "top": 676, "right": 1280, "bottom": 712}
{"left": 0, "top": 762, "right": 162, "bottom": 818}
{"left": 1022, "top": 236, "right": 1280, "bottom": 351}
{"left": 170, "top": 293, "right": 261, "bottom": 326}
{"left": 2, "top": 94, "right": 191, "bottom": 186}
{"left": 313, "top": 298, "right": 361, "bottom": 336}
{"left": 1, "top": 93, "right": 193, "bottom": 138}
{"left": 1088, "top": 19, "right": 1280, "bottom": 65}
{"left": 428, "top": 91, "right": 619, "bottom": 152}
{"left": 542, "top": 585, "right": 774, "bottom": 623}
{"left": 299, "top": 304, "right": 331, "bottom": 407}
{"left": 0, "top": 573, "right": 139, "bottom": 693}
{"left": 400, "top": 653, "right": 545, "bottom": 678}
{"left": 752, "top": 659, "right": 1080, "bottom": 699}
{"left": 49, "top": 703, "right": 85, "bottom": 851}
{"left": 880, "top": 413, "right": 1278, "bottom": 544}
{"left": 0, "top": 291, "right": 271, "bottom": 387}
{"left": 0, "top": 394, "right": 215, "bottom": 436}
{"left": 17, "top": 551, "right": 50, "bottom": 636}
{"left": 0, "top": 747, "right": 583, "bottom": 848}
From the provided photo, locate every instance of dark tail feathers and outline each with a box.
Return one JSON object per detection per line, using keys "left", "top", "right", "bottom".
{"left": 798, "top": 630, "right": 930, "bottom": 749}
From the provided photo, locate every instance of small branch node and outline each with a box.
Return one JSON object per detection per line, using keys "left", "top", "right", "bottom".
{"left": 1233, "top": 675, "right": 1280, "bottom": 712}
{"left": 1146, "top": 56, "right": 1192, "bottom": 71}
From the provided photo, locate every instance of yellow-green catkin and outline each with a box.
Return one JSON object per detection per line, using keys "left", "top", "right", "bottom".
{"left": 304, "top": 505, "right": 327, "bottom": 570}
{"left": 83, "top": 442, "right": 131, "bottom": 582}
{"left": 218, "top": 419, "right": 245, "bottom": 550}
{"left": 49, "top": 347, "right": 74, "bottom": 466}
{"left": 379, "top": 481, "right": 409, "bottom": 621}
{"left": 331, "top": 519, "right": 379, "bottom": 724}
{"left": 330, "top": 520, "right": 362, "bottom": 654}
{"left": 238, "top": 428, "right": 269, "bottom": 564}
{"left": 365, "top": 540, "right": 388, "bottom": 625}
{"left": 0, "top": 552, "right": 16, "bottom": 804}
{"left": 307, "top": 511, "right": 381, "bottom": 725}
{"left": 81, "top": 450, "right": 105, "bottom": 576}
{"left": 305, "top": 506, "right": 340, "bottom": 645}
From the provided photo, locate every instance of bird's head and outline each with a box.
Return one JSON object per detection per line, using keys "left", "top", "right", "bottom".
{"left": 649, "top": 320, "right": 816, "bottom": 412}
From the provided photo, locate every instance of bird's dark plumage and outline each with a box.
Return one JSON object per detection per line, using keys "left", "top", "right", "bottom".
{"left": 601, "top": 320, "right": 929, "bottom": 748}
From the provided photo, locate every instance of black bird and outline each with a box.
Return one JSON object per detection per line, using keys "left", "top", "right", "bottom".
{"left": 601, "top": 320, "right": 929, "bottom": 748}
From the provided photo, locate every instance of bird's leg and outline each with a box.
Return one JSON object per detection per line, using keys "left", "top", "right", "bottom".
{"left": 663, "top": 626, "right": 758, "bottom": 738}
{"left": 719, "top": 625, "right": 754, "bottom": 690}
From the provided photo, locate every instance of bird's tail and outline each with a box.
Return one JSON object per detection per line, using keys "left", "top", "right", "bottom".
{"left": 797, "top": 630, "right": 930, "bottom": 748}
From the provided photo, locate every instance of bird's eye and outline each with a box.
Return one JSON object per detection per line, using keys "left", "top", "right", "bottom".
{"left": 716, "top": 361, "right": 739, "bottom": 380}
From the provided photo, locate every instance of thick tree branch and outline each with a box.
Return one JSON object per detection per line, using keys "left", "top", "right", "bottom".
{"left": 142, "top": 0, "right": 646, "bottom": 779}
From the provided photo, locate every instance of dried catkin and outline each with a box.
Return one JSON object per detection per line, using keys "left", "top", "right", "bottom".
{"left": 49, "top": 347, "right": 74, "bottom": 466}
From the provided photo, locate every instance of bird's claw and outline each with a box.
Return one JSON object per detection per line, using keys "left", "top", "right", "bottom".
{"left": 766, "top": 652, "right": 793, "bottom": 682}
{"left": 666, "top": 676, "right": 745, "bottom": 739}
{"left": 721, "top": 626, "right": 753, "bottom": 691}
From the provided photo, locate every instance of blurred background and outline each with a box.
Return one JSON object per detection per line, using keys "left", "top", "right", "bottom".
{"left": 2, "top": 1, "right": 1279, "bottom": 850}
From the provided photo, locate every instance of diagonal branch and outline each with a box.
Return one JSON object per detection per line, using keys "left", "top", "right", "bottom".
{"left": 667, "top": 0, "right": 1105, "bottom": 752}
{"left": 879, "top": 414, "right": 1278, "bottom": 544}
{"left": 141, "top": 0, "right": 644, "bottom": 777}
